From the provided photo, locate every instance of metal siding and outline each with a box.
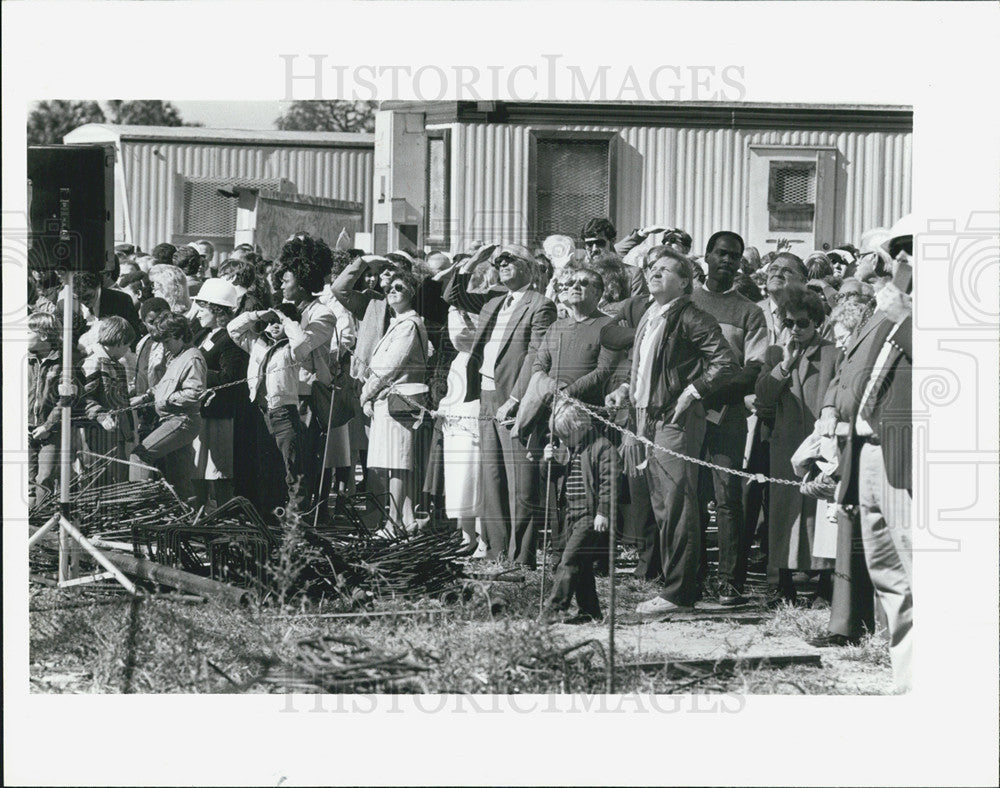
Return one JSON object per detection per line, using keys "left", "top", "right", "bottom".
{"left": 119, "top": 140, "right": 373, "bottom": 255}
{"left": 447, "top": 121, "right": 910, "bottom": 253}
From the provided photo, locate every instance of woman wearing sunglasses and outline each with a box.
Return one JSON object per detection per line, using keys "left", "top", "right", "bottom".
{"left": 754, "top": 284, "right": 838, "bottom": 606}
{"left": 359, "top": 270, "right": 431, "bottom": 533}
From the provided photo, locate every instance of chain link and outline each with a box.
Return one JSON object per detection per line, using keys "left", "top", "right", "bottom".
{"left": 85, "top": 335, "right": 802, "bottom": 488}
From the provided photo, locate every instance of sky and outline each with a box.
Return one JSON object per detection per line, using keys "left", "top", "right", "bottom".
{"left": 171, "top": 100, "right": 289, "bottom": 129}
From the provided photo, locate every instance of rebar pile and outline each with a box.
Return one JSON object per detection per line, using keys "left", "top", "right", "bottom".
{"left": 133, "top": 497, "right": 279, "bottom": 588}
{"left": 261, "top": 634, "right": 430, "bottom": 693}
{"left": 302, "top": 527, "right": 470, "bottom": 599}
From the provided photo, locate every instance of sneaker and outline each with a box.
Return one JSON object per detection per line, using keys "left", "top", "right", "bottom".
{"left": 717, "top": 584, "right": 746, "bottom": 607}
{"left": 635, "top": 596, "right": 693, "bottom": 618}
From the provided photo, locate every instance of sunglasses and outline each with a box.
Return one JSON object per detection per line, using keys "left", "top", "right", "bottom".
{"left": 492, "top": 252, "right": 525, "bottom": 269}
{"left": 566, "top": 277, "right": 598, "bottom": 289}
{"left": 782, "top": 317, "right": 814, "bottom": 329}
{"left": 583, "top": 238, "right": 608, "bottom": 248}
{"left": 387, "top": 283, "right": 411, "bottom": 294}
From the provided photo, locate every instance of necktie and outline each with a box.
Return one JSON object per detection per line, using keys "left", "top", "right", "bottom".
{"left": 504, "top": 294, "right": 514, "bottom": 310}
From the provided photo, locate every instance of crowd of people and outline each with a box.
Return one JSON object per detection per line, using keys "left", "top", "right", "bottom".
{"left": 26, "top": 214, "right": 914, "bottom": 691}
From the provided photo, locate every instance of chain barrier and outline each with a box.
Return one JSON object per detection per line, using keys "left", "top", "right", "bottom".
{"left": 356, "top": 357, "right": 803, "bottom": 488}
{"left": 76, "top": 329, "right": 802, "bottom": 489}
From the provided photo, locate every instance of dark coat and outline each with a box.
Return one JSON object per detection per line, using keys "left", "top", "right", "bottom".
{"left": 821, "top": 309, "right": 894, "bottom": 504}
{"left": 629, "top": 296, "right": 739, "bottom": 421}
{"left": 862, "top": 316, "right": 911, "bottom": 492}
{"left": 551, "top": 434, "right": 617, "bottom": 520}
{"left": 756, "top": 337, "right": 839, "bottom": 570}
{"left": 98, "top": 286, "right": 143, "bottom": 342}
{"left": 193, "top": 326, "right": 249, "bottom": 419}
{"left": 444, "top": 271, "right": 557, "bottom": 404}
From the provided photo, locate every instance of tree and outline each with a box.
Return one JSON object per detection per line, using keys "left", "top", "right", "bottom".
{"left": 27, "top": 99, "right": 201, "bottom": 145}
{"left": 27, "top": 100, "right": 106, "bottom": 145}
{"left": 105, "top": 100, "right": 199, "bottom": 127}
{"left": 275, "top": 101, "right": 377, "bottom": 133}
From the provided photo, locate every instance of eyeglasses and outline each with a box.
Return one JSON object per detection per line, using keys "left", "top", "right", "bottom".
{"left": 492, "top": 252, "right": 524, "bottom": 269}
{"left": 387, "top": 283, "right": 411, "bottom": 294}
{"left": 566, "top": 277, "right": 599, "bottom": 289}
{"left": 583, "top": 238, "right": 608, "bottom": 249}
{"left": 782, "top": 317, "right": 814, "bottom": 329}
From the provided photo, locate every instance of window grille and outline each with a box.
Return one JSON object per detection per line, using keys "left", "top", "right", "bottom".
{"left": 180, "top": 177, "right": 287, "bottom": 237}
{"left": 535, "top": 139, "right": 610, "bottom": 242}
{"left": 768, "top": 162, "right": 816, "bottom": 233}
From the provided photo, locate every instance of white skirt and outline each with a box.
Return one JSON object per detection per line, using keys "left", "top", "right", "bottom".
{"left": 442, "top": 399, "right": 482, "bottom": 518}
{"left": 368, "top": 398, "right": 418, "bottom": 471}
{"left": 192, "top": 417, "right": 234, "bottom": 480}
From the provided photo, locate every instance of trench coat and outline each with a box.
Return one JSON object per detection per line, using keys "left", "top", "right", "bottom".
{"left": 755, "top": 336, "right": 839, "bottom": 571}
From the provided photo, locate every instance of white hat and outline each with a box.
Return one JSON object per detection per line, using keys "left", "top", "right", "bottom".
{"left": 882, "top": 213, "right": 915, "bottom": 257}
{"left": 195, "top": 277, "right": 239, "bottom": 309}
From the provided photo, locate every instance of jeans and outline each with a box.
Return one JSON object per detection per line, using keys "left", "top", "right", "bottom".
{"left": 266, "top": 405, "right": 308, "bottom": 513}
{"left": 132, "top": 414, "right": 200, "bottom": 504}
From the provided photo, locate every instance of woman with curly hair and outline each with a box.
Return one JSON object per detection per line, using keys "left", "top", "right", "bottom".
{"left": 219, "top": 258, "right": 272, "bottom": 315}
{"left": 148, "top": 263, "right": 192, "bottom": 315}
{"left": 274, "top": 234, "right": 338, "bottom": 515}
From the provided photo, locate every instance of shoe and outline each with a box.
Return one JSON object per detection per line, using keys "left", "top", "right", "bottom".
{"left": 807, "top": 632, "right": 862, "bottom": 648}
{"left": 538, "top": 608, "right": 564, "bottom": 625}
{"left": 635, "top": 596, "right": 693, "bottom": 619}
{"left": 717, "top": 584, "right": 746, "bottom": 607}
{"left": 563, "top": 612, "right": 602, "bottom": 625}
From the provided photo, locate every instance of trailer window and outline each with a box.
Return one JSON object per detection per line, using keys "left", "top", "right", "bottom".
{"left": 768, "top": 161, "right": 816, "bottom": 233}
{"left": 533, "top": 137, "right": 611, "bottom": 243}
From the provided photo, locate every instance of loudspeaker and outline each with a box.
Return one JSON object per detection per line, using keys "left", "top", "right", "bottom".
{"left": 27, "top": 144, "right": 114, "bottom": 273}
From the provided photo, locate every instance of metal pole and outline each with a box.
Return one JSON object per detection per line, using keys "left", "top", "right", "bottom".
{"left": 606, "top": 433, "right": 617, "bottom": 694}
{"left": 538, "top": 335, "right": 563, "bottom": 617}
{"left": 58, "top": 272, "right": 75, "bottom": 582}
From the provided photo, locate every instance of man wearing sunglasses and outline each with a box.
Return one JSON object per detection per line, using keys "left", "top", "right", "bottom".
{"left": 444, "top": 243, "right": 557, "bottom": 568}
{"left": 604, "top": 246, "right": 739, "bottom": 618}
{"left": 691, "top": 231, "right": 769, "bottom": 606}
{"left": 581, "top": 217, "right": 650, "bottom": 297}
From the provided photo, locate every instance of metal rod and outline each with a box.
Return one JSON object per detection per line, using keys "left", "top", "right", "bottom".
{"left": 59, "top": 272, "right": 74, "bottom": 582}
{"left": 539, "top": 334, "right": 563, "bottom": 616}
{"left": 59, "top": 516, "right": 138, "bottom": 594}
{"left": 607, "top": 437, "right": 617, "bottom": 694}
{"left": 104, "top": 551, "right": 251, "bottom": 605}
{"left": 28, "top": 513, "right": 61, "bottom": 548}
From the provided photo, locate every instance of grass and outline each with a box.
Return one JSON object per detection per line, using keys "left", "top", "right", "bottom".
{"left": 28, "top": 561, "right": 894, "bottom": 694}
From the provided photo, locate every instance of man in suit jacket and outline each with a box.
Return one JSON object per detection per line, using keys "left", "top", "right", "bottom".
{"left": 71, "top": 271, "right": 144, "bottom": 345}
{"left": 444, "top": 244, "right": 557, "bottom": 567}
{"left": 817, "top": 239, "right": 913, "bottom": 690}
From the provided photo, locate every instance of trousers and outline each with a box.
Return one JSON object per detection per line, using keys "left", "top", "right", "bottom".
{"left": 642, "top": 406, "right": 707, "bottom": 606}
{"left": 131, "top": 414, "right": 200, "bottom": 504}
{"left": 545, "top": 515, "right": 602, "bottom": 619}
{"left": 478, "top": 390, "right": 540, "bottom": 567}
{"left": 266, "top": 404, "right": 309, "bottom": 513}
{"left": 699, "top": 414, "right": 747, "bottom": 589}
{"left": 858, "top": 440, "right": 912, "bottom": 692}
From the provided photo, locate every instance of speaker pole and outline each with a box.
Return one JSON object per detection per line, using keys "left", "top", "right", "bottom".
{"left": 58, "top": 271, "right": 76, "bottom": 581}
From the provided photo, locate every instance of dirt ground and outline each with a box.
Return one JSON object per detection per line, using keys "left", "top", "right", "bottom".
{"left": 28, "top": 566, "right": 893, "bottom": 695}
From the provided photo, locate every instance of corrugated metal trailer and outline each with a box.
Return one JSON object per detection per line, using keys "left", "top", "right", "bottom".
{"left": 63, "top": 124, "right": 374, "bottom": 262}
{"left": 378, "top": 101, "right": 912, "bottom": 255}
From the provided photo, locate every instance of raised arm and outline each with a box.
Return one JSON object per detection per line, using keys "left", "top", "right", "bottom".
{"left": 330, "top": 258, "right": 378, "bottom": 321}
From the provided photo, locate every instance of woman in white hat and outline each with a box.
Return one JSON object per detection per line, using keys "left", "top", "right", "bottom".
{"left": 190, "top": 278, "right": 249, "bottom": 512}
